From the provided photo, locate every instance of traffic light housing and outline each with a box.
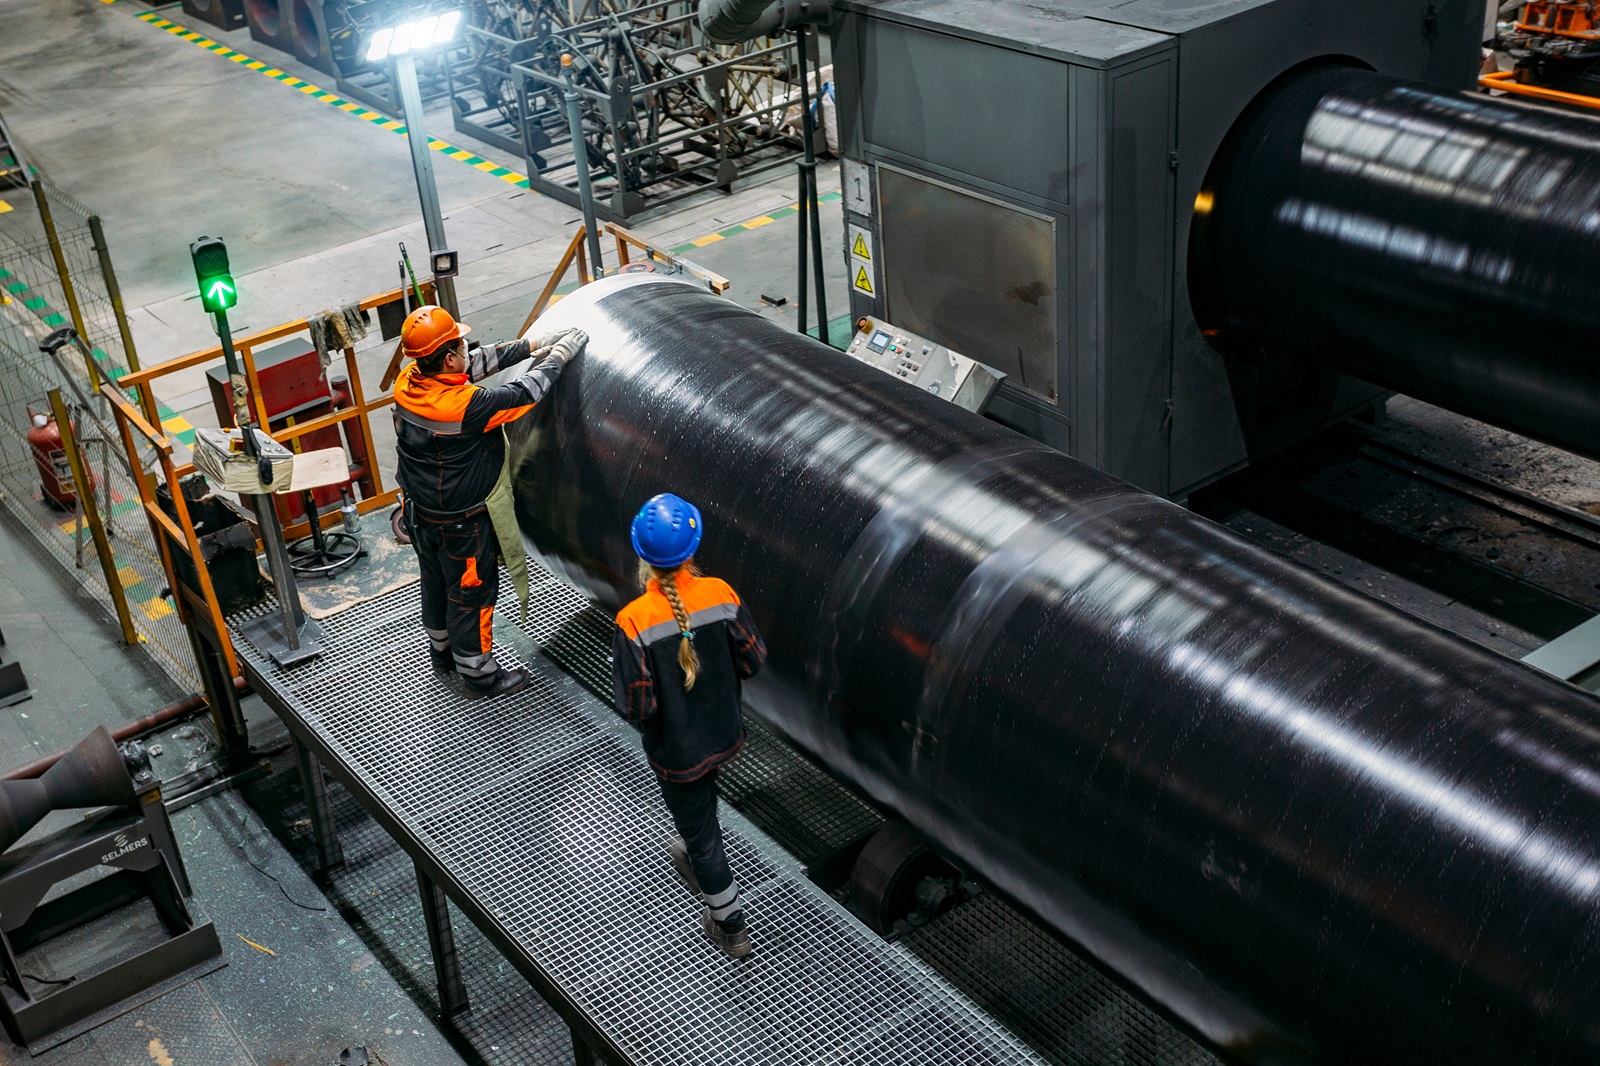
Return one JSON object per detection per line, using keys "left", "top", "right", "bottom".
{"left": 190, "top": 236, "right": 237, "bottom": 313}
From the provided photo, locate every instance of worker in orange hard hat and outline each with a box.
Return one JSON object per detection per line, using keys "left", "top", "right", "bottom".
{"left": 393, "top": 304, "right": 587, "bottom": 699}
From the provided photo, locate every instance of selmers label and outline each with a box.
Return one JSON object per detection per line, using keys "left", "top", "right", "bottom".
{"left": 101, "top": 833, "right": 149, "bottom": 864}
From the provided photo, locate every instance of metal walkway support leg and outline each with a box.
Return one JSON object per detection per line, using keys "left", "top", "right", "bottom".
{"left": 416, "top": 864, "right": 469, "bottom": 1017}
{"left": 570, "top": 1027, "right": 599, "bottom": 1066}
{"left": 292, "top": 737, "right": 344, "bottom": 871}
{"left": 187, "top": 627, "right": 250, "bottom": 768}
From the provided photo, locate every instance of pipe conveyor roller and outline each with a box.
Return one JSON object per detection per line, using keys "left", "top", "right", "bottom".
{"left": 508, "top": 274, "right": 1600, "bottom": 1065}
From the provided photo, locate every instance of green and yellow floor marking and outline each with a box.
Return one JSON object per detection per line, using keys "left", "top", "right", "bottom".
{"left": 39, "top": 502, "right": 171, "bottom": 620}
{"left": 0, "top": 149, "right": 36, "bottom": 188}
{"left": 123, "top": 9, "right": 864, "bottom": 269}
{"left": 667, "top": 191, "right": 842, "bottom": 256}
{"left": 531, "top": 190, "right": 846, "bottom": 309}
{"left": 133, "top": 12, "right": 532, "bottom": 190}
{"left": 117, "top": 562, "right": 174, "bottom": 620}
{"left": 1, "top": 265, "right": 131, "bottom": 383}
{"left": 160, "top": 413, "right": 196, "bottom": 444}
{"left": 4, "top": 256, "right": 212, "bottom": 641}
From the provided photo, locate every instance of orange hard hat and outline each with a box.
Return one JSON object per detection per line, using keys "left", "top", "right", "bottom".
{"left": 400, "top": 305, "right": 471, "bottom": 360}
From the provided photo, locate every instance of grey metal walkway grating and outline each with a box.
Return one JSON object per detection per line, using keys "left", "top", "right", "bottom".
{"left": 231, "top": 581, "right": 1048, "bottom": 1065}
{"left": 244, "top": 763, "right": 575, "bottom": 1066}
{"left": 900, "top": 894, "right": 1220, "bottom": 1066}
{"left": 717, "top": 715, "right": 886, "bottom": 865}
{"left": 536, "top": 598, "right": 616, "bottom": 695}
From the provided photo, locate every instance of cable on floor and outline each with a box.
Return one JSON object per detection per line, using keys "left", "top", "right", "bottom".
{"left": 233, "top": 840, "right": 328, "bottom": 912}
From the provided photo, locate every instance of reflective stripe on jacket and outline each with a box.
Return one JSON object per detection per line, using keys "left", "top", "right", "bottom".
{"left": 392, "top": 341, "right": 563, "bottom": 514}
{"left": 610, "top": 572, "right": 767, "bottom": 783}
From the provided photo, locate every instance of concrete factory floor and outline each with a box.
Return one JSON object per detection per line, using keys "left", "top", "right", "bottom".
{"left": 0, "top": 0, "right": 851, "bottom": 1062}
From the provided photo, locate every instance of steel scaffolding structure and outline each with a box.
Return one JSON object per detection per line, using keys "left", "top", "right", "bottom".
{"left": 449, "top": 0, "right": 803, "bottom": 221}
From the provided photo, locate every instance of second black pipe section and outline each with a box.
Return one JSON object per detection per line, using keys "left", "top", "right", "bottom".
{"left": 1192, "top": 64, "right": 1600, "bottom": 460}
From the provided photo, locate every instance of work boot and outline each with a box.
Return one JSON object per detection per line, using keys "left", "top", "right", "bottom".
{"left": 428, "top": 645, "right": 453, "bottom": 673}
{"left": 669, "top": 838, "right": 700, "bottom": 895}
{"left": 463, "top": 665, "right": 531, "bottom": 700}
{"left": 701, "top": 907, "right": 752, "bottom": 959}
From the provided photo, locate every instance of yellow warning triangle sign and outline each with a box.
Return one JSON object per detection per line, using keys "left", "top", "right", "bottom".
{"left": 854, "top": 265, "right": 874, "bottom": 296}
{"left": 852, "top": 232, "right": 871, "bottom": 260}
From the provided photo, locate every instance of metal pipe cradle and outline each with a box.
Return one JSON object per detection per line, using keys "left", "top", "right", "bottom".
{"left": 511, "top": 275, "right": 1600, "bottom": 1065}
{"left": 1192, "top": 64, "right": 1600, "bottom": 460}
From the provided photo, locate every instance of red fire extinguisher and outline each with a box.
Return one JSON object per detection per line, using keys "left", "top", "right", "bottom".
{"left": 26, "top": 405, "right": 76, "bottom": 511}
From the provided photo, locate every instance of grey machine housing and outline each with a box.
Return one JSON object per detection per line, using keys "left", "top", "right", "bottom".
{"left": 833, "top": 0, "right": 1483, "bottom": 499}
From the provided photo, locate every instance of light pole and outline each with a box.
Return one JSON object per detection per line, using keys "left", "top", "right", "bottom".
{"left": 365, "top": 8, "right": 464, "bottom": 315}
{"left": 791, "top": 27, "right": 828, "bottom": 347}
{"left": 560, "top": 53, "right": 604, "bottom": 277}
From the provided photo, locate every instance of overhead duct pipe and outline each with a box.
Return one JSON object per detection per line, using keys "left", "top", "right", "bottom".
{"left": 698, "top": 0, "right": 825, "bottom": 46}
{"left": 1192, "top": 64, "right": 1600, "bottom": 460}
{"left": 511, "top": 275, "right": 1600, "bottom": 1066}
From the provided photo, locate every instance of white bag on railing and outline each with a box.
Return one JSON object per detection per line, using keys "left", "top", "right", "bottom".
{"left": 191, "top": 428, "right": 295, "bottom": 494}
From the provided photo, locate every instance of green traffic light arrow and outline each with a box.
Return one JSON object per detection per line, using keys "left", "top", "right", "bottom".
{"left": 206, "top": 278, "right": 236, "bottom": 302}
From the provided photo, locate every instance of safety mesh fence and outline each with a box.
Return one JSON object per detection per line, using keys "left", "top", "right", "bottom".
{"left": 0, "top": 180, "right": 197, "bottom": 689}
{"left": 35, "top": 181, "right": 138, "bottom": 377}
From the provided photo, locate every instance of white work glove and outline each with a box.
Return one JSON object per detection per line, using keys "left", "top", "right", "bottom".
{"left": 528, "top": 327, "right": 589, "bottom": 366}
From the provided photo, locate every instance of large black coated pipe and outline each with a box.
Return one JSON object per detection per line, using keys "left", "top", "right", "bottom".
{"left": 512, "top": 275, "right": 1600, "bottom": 1065}
{"left": 1191, "top": 64, "right": 1600, "bottom": 460}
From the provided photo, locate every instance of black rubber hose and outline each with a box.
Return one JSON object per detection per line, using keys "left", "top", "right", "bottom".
{"left": 512, "top": 275, "right": 1600, "bottom": 1066}
{"left": 1192, "top": 64, "right": 1600, "bottom": 460}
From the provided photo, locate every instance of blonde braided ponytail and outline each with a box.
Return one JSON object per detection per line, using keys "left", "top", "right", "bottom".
{"left": 654, "top": 564, "right": 701, "bottom": 690}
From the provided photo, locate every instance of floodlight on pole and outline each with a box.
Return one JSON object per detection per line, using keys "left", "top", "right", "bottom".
{"left": 362, "top": 4, "right": 465, "bottom": 316}
{"left": 364, "top": 9, "right": 461, "bottom": 62}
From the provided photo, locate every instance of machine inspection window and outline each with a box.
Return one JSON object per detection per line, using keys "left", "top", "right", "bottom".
{"left": 878, "top": 165, "right": 1058, "bottom": 404}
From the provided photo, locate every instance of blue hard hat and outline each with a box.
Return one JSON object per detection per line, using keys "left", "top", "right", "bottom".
{"left": 630, "top": 493, "right": 703, "bottom": 568}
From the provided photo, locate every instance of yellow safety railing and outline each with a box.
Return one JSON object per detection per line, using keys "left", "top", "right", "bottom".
{"left": 117, "top": 283, "right": 429, "bottom": 544}
{"left": 519, "top": 221, "right": 729, "bottom": 335}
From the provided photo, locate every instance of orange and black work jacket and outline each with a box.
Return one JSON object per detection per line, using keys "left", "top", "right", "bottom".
{"left": 393, "top": 341, "right": 561, "bottom": 516}
{"left": 611, "top": 573, "right": 767, "bottom": 783}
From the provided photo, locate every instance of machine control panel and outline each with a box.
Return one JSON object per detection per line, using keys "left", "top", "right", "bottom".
{"left": 844, "top": 317, "right": 1003, "bottom": 414}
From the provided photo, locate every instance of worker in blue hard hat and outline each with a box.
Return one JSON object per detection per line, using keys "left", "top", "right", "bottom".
{"left": 610, "top": 493, "right": 767, "bottom": 958}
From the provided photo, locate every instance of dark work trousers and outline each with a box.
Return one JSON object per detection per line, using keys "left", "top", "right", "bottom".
{"left": 410, "top": 505, "right": 502, "bottom": 682}
{"left": 658, "top": 769, "right": 734, "bottom": 898}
